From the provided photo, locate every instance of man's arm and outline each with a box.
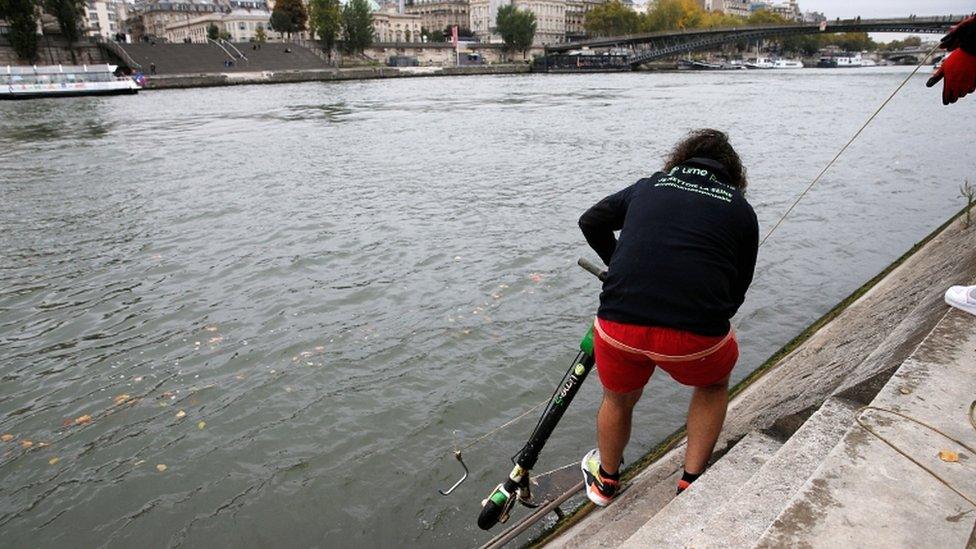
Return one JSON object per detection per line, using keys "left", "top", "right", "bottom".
{"left": 731, "top": 208, "right": 759, "bottom": 313}
{"left": 926, "top": 14, "right": 976, "bottom": 105}
{"left": 578, "top": 184, "right": 636, "bottom": 266}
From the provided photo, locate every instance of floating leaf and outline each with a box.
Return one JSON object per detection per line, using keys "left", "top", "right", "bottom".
{"left": 48, "top": 457, "right": 60, "bottom": 465}
{"left": 134, "top": 459, "right": 145, "bottom": 466}
{"left": 197, "top": 421, "right": 206, "bottom": 430}
{"left": 175, "top": 410, "right": 186, "bottom": 420}
{"left": 1, "top": 434, "right": 14, "bottom": 442}
{"left": 156, "top": 464, "right": 167, "bottom": 472}
{"left": 74, "top": 415, "right": 92, "bottom": 426}
{"left": 529, "top": 273, "right": 543, "bottom": 282}
{"left": 114, "top": 394, "right": 131, "bottom": 406}
{"left": 204, "top": 325, "right": 218, "bottom": 332}
{"left": 20, "top": 440, "right": 33, "bottom": 449}
{"left": 36, "top": 442, "right": 49, "bottom": 448}
{"left": 939, "top": 450, "right": 959, "bottom": 463}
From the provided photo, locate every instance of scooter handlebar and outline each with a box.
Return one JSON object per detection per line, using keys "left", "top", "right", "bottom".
{"left": 577, "top": 258, "right": 607, "bottom": 282}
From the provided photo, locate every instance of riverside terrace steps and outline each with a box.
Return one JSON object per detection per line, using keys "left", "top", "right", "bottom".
{"left": 756, "top": 308, "right": 976, "bottom": 548}
{"left": 542, "top": 217, "right": 976, "bottom": 548}
{"left": 117, "top": 42, "right": 327, "bottom": 75}
{"left": 682, "top": 397, "right": 861, "bottom": 548}
{"left": 618, "top": 431, "right": 783, "bottom": 548}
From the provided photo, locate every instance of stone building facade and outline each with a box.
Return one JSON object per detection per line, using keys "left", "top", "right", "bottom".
{"left": 85, "top": 0, "right": 130, "bottom": 40}
{"left": 470, "top": 0, "right": 567, "bottom": 46}
{"left": 372, "top": 4, "right": 423, "bottom": 42}
{"left": 163, "top": 8, "right": 272, "bottom": 42}
{"left": 404, "top": 0, "right": 469, "bottom": 35}
{"left": 564, "top": 0, "right": 603, "bottom": 41}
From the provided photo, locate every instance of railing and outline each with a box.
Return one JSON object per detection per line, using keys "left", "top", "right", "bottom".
{"left": 550, "top": 15, "right": 963, "bottom": 53}
{"left": 219, "top": 38, "right": 248, "bottom": 61}
{"left": 93, "top": 36, "right": 143, "bottom": 70}
{"left": 292, "top": 36, "right": 334, "bottom": 65}
{"left": 207, "top": 38, "right": 237, "bottom": 63}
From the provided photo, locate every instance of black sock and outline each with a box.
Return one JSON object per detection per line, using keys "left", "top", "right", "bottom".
{"left": 681, "top": 470, "right": 702, "bottom": 484}
{"left": 599, "top": 465, "right": 620, "bottom": 481}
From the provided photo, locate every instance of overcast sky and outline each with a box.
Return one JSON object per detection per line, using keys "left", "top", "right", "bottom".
{"left": 800, "top": 0, "right": 972, "bottom": 19}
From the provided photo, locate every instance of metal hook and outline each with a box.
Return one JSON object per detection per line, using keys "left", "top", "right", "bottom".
{"left": 438, "top": 450, "right": 469, "bottom": 496}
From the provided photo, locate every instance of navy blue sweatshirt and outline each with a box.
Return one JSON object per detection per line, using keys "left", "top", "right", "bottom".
{"left": 579, "top": 158, "right": 759, "bottom": 337}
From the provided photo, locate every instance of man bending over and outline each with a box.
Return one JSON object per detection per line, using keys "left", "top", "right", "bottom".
{"left": 578, "top": 129, "right": 759, "bottom": 506}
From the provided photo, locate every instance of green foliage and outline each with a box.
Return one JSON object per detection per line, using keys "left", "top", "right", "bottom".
{"left": 43, "top": 0, "right": 85, "bottom": 44}
{"left": 270, "top": 0, "right": 308, "bottom": 37}
{"left": 642, "top": 0, "right": 702, "bottom": 32}
{"left": 745, "top": 9, "right": 787, "bottom": 26}
{"left": 340, "top": 0, "right": 373, "bottom": 54}
{"left": 821, "top": 31, "right": 875, "bottom": 51}
{"left": 309, "top": 0, "right": 341, "bottom": 58}
{"left": 423, "top": 26, "right": 446, "bottom": 42}
{"left": 639, "top": 2, "right": 790, "bottom": 33}
{"left": 779, "top": 34, "right": 820, "bottom": 56}
{"left": 0, "top": 0, "right": 39, "bottom": 62}
{"left": 584, "top": 0, "right": 639, "bottom": 37}
{"left": 218, "top": 29, "right": 231, "bottom": 41}
{"left": 496, "top": 4, "right": 536, "bottom": 57}
{"left": 255, "top": 26, "right": 267, "bottom": 42}
{"left": 878, "top": 35, "right": 921, "bottom": 51}
{"left": 207, "top": 23, "right": 220, "bottom": 40}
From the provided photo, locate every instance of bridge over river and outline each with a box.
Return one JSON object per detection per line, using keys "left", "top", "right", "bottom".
{"left": 543, "top": 15, "right": 965, "bottom": 69}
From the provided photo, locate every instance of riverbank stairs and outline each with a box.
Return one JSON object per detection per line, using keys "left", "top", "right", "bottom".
{"left": 114, "top": 41, "right": 327, "bottom": 75}
{"left": 547, "top": 220, "right": 976, "bottom": 548}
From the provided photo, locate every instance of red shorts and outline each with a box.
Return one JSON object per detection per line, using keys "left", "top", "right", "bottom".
{"left": 593, "top": 317, "right": 739, "bottom": 393}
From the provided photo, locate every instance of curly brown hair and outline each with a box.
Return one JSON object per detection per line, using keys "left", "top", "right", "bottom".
{"left": 663, "top": 129, "right": 747, "bottom": 191}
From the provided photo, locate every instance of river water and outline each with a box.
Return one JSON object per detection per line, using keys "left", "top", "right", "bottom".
{"left": 0, "top": 67, "right": 972, "bottom": 547}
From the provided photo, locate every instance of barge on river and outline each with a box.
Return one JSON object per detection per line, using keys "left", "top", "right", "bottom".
{"left": 1, "top": 64, "right": 141, "bottom": 100}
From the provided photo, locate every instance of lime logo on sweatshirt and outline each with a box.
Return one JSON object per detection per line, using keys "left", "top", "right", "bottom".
{"left": 656, "top": 174, "right": 733, "bottom": 203}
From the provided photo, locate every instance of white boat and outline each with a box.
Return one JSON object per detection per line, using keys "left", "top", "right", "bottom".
{"left": 0, "top": 64, "right": 141, "bottom": 100}
{"left": 745, "top": 57, "right": 775, "bottom": 69}
{"left": 836, "top": 53, "right": 863, "bottom": 67}
{"left": 745, "top": 57, "right": 804, "bottom": 69}
{"left": 773, "top": 59, "right": 804, "bottom": 69}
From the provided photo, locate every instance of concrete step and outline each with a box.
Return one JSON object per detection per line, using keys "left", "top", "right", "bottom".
{"left": 545, "top": 447, "right": 686, "bottom": 549}
{"left": 618, "top": 431, "right": 783, "bottom": 548}
{"left": 683, "top": 396, "right": 861, "bottom": 548}
{"left": 757, "top": 308, "right": 976, "bottom": 548}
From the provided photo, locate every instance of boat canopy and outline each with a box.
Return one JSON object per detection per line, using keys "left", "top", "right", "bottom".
{"left": 4, "top": 64, "right": 119, "bottom": 75}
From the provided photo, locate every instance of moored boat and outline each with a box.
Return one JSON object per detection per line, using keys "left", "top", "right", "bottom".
{"left": 0, "top": 64, "right": 141, "bottom": 100}
{"left": 746, "top": 57, "right": 804, "bottom": 69}
{"left": 773, "top": 59, "right": 804, "bottom": 69}
{"left": 817, "top": 53, "right": 864, "bottom": 68}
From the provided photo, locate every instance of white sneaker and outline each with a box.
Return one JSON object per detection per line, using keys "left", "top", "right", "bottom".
{"left": 945, "top": 285, "right": 976, "bottom": 316}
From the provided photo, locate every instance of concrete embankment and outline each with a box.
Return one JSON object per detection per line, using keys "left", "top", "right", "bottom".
{"left": 533, "top": 208, "right": 976, "bottom": 548}
{"left": 142, "top": 64, "right": 531, "bottom": 90}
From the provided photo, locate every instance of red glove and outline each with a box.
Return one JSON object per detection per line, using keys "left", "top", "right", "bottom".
{"left": 926, "top": 49, "right": 976, "bottom": 105}
{"left": 939, "top": 14, "right": 976, "bottom": 54}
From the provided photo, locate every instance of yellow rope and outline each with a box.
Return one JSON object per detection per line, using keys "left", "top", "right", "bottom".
{"left": 454, "top": 396, "right": 553, "bottom": 454}
{"left": 854, "top": 406, "right": 976, "bottom": 508}
{"left": 759, "top": 41, "right": 943, "bottom": 247}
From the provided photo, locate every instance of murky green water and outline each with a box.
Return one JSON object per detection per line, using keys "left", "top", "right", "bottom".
{"left": 0, "top": 68, "right": 971, "bottom": 547}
